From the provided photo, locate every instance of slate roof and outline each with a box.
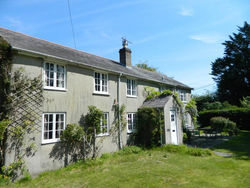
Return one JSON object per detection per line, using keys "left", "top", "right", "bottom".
{"left": 142, "top": 95, "right": 171, "bottom": 108}
{"left": 0, "top": 27, "right": 192, "bottom": 89}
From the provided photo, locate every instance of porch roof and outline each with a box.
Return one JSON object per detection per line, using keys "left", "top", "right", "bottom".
{"left": 142, "top": 95, "right": 171, "bottom": 108}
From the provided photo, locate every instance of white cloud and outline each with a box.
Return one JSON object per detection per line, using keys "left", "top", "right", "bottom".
{"left": 179, "top": 7, "right": 194, "bottom": 16}
{"left": 189, "top": 34, "right": 225, "bottom": 44}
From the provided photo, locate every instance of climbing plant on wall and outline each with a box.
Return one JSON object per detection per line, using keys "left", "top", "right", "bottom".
{"left": 144, "top": 87, "right": 197, "bottom": 127}
{"left": 0, "top": 37, "right": 44, "bottom": 182}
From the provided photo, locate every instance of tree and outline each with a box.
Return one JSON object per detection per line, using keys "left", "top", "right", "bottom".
{"left": 136, "top": 62, "right": 157, "bottom": 72}
{"left": 211, "top": 22, "right": 250, "bottom": 105}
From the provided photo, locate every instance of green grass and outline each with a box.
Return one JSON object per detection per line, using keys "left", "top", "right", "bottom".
{"left": 213, "top": 130, "right": 250, "bottom": 160}
{"left": 2, "top": 132, "right": 250, "bottom": 188}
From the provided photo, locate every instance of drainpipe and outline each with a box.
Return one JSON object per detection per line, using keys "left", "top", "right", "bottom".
{"left": 117, "top": 73, "right": 123, "bottom": 150}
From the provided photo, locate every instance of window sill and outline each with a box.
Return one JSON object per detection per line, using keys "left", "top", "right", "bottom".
{"left": 93, "top": 92, "right": 110, "bottom": 96}
{"left": 96, "top": 133, "right": 109, "bottom": 137}
{"left": 41, "top": 139, "right": 60, "bottom": 145}
{"left": 44, "top": 87, "right": 67, "bottom": 92}
{"left": 126, "top": 95, "right": 137, "bottom": 98}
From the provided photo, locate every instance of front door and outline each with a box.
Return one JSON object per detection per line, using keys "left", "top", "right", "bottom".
{"left": 170, "top": 110, "right": 178, "bottom": 145}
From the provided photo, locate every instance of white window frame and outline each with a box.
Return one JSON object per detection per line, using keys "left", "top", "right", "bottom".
{"left": 127, "top": 113, "right": 136, "bottom": 133}
{"left": 126, "top": 79, "right": 137, "bottom": 97}
{"left": 179, "top": 91, "right": 187, "bottom": 102}
{"left": 94, "top": 72, "right": 109, "bottom": 94}
{"left": 43, "top": 62, "right": 66, "bottom": 91}
{"left": 42, "top": 113, "right": 66, "bottom": 144}
{"left": 98, "top": 112, "right": 109, "bottom": 136}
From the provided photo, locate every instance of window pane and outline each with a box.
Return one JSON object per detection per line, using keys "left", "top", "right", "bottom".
{"left": 50, "top": 64, "right": 54, "bottom": 71}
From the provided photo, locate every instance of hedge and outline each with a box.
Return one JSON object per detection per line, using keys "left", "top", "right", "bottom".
{"left": 198, "top": 108, "right": 250, "bottom": 130}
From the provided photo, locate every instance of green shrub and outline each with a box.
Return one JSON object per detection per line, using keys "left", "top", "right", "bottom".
{"left": 61, "top": 124, "right": 85, "bottom": 144}
{"left": 60, "top": 124, "right": 85, "bottom": 161}
{"left": 210, "top": 117, "right": 227, "bottom": 133}
{"left": 134, "top": 107, "right": 164, "bottom": 147}
{"left": 199, "top": 108, "right": 250, "bottom": 130}
{"left": 210, "top": 117, "right": 239, "bottom": 135}
{"left": 118, "top": 146, "right": 143, "bottom": 155}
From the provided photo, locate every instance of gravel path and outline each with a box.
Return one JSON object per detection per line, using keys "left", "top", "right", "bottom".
{"left": 213, "top": 151, "right": 233, "bottom": 157}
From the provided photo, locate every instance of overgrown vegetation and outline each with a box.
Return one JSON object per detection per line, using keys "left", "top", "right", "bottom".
{"left": 134, "top": 107, "right": 164, "bottom": 147}
{"left": 0, "top": 37, "right": 44, "bottom": 182}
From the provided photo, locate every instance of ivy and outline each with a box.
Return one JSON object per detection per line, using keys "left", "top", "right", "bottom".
{"left": 145, "top": 87, "right": 183, "bottom": 107}
{"left": 144, "top": 87, "right": 197, "bottom": 128}
{"left": 185, "top": 99, "right": 198, "bottom": 127}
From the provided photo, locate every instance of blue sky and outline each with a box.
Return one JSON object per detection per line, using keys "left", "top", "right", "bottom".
{"left": 0, "top": 0, "right": 249, "bottom": 95}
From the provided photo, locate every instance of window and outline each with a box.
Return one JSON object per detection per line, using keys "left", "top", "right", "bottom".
{"left": 42, "top": 113, "right": 65, "bottom": 144}
{"left": 44, "top": 62, "right": 66, "bottom": 90}
{"left": 98, "top": 113, "right": 109, "bottom": 136}
{"left": 179, "top": 92, "right": 186, "bottom": 102}
{"left": 127, "top": 113, "right": 136, "bottom": 133}
{"left": 127, "top": 79, "right": 137, "bottom": 96}
{"left": 94, "top": 72, "right": 108, "bottom": 93}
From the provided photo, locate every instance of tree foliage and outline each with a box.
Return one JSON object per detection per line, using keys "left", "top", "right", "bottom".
{"left": 136, "top": 63, "right": 157, "bottom": 72}
{"left": 211, "top": 22, "right": 250, "bottom": 105}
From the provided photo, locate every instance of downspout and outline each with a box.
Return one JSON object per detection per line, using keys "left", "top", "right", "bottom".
{"left": 117, "top": 73, "right": 123, "bottom": 150}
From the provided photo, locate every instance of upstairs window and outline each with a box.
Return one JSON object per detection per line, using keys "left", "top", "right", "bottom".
{"left": 42, "top": 113, "right": 65, "bottom": 144}
{"left": 127, "top": 79, "right": 137, "bottom": 96}
{"left": 44, "top": 63, "right": 66, "bottom": 90}
{"left": 127, "top": 113, "right": 136, "bottom": 133}
{"left": 98, "top": 113, "right": 109, "bottom": 136}
{"left": 94, "top": 72, "right": 108, "bottom": 93}
{"left": 179, "top": 92, "right": 187, "bottom": 102}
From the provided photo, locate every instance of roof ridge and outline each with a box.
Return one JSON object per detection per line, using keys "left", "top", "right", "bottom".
{"left": 0, "top": 26, "right": 120, "bottom": 64}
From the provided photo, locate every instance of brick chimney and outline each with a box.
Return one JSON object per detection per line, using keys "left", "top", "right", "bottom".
{"left": 119, "top": 38, "right": 132, "bottom": 67}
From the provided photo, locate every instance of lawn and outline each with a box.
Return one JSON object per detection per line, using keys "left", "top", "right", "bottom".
{"left": 213, "top": 130, "right": 250, "bottom": 160}
{"left": 3, "top": 132, "right": 250, "bottom": 188}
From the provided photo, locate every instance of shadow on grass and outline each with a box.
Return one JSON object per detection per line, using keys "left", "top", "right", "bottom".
{"left": 213, "top": 131, "right": 250, "bottom": 160}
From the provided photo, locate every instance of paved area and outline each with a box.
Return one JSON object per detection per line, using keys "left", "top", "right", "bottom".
{"left": 213, "top": 151, "right": 233, "bottom": 157}
{"left": 188, "top": 135, "right": 231, "bottom": 148}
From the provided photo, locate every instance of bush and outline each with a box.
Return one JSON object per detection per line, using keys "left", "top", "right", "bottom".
{"left": 60, "top": 124, "right": 85, "bottom": 161}
{"left": 198, "top": 108, "right": 250, "bottom": 130}
{"left": 61, "top": 124, "right": 85, "bottom": 144}
{"left": 210, "top": 117, "right": 239, "bottom": 135}
{"left": 134, "top": 107, "right": 164, "bottom": 147}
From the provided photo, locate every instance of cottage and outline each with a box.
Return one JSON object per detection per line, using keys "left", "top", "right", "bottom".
{"left": 0, "top": 27, "right": 192, "bottom": 176}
